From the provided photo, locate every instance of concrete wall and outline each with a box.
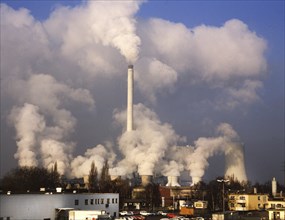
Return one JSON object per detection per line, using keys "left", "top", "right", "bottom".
{"left": 0, "top": 193, "right": 119, "bottom": 220}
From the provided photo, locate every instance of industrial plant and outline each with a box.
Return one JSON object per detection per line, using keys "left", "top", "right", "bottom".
{"left": 1, "top": 66, "right": 284, "bottom": 220}
{"left": 110, "top": 64, "right": 248, "bottom": 185}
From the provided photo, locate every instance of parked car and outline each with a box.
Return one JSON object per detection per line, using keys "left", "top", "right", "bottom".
{"left": 120, "top": 211, "right": 129, "bottom": 216}
{"left": 157, "top": 211, "right": 168, "bottom": 216}
{"left": 167, "top": 213, "right": 176, "bottom": 218}
{"left": 120, "top": 211, "right": 135, "bottom": 216}
{"left": 140, "top": 211, "right": 152, "bottom": 216}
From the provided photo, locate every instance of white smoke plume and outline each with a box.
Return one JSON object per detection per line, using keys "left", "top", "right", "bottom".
{"left": 41, "top": 139, "right": 73, "bottom": 175}
{"left": 187, "top": 123, "right": 247, "bottom": 184}
{"left": 140, "top": 18, "right": 267, "bottom": 78}
{"left": 111, "top": 107, "right": 247, "bottom": 184}
{"left": 1, "top": 1, "right": 268, "bottom": 181}
{"left": 86, "top": 1, "right": 142, "bottom": 63}
{"left": 162, "top": 146, "right": 194, "bottom": 178}
{"left": 137, "top": 18, "right": 266, "bottom": 106}
{"left": 7, "top": 74, "right": 95, "bottom": 175}
{"left": 135, "top": 58, "right": 178, "bottom": 103}
{"left": 71, "top": 144, "right": 116, "bottom": 178}
{"left": 111, "top": 103, "right": 185, "bottom": 177}
{"left": 9, "top": 103, "right": 45, "bottom": 167}
{"left": 162, "top": 160, "right": 184, "bottom": 177}
{"left": 44, "top": 0, "right": 141, "bottom": 74}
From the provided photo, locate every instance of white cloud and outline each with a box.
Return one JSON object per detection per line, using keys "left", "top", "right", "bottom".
{"left": 9, "top": 103, "right": 45, "bottom": 167}
{"left": 217, "top": 79, "right": 263, "bottom": 110}
{"left": 141, "top": 18, "right": 267, "bottom": 80}
{"left": 135, "top": 58, "right": 178, "bottom": 103}
{"left": 1, "top": 1, "right": 267, "bottom": 179}
{"left": 113, "top": 103, "right": 185, "bottom": 176}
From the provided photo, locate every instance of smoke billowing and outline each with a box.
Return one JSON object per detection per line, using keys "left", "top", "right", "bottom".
{"left": 1, "top": 0, "right": 269, "bottom": 183}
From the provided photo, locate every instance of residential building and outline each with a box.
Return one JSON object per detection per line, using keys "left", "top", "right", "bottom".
{"left": 228, "top": 193, "right": 268, "bottom": 211}
{"left": 267, "top": 198, "right": 285, "bottom": 220}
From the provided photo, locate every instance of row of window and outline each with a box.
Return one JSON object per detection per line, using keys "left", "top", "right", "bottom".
{"left": 229, "top": 195, "right": 266, "bottom": 201}
{"left": 229, "top": 196, "right": 246, "bottom": 200}
{"left": 230, "top": 203, "right": 246, "bottom": 208}
{"left": 74, "top": 198, "right": 118, "bottom": 206}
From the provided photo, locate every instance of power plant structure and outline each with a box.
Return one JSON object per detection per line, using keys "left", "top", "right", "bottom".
{"left": 166, "top": 176, "right": 181, "bottom": 187}
{"left": 127, "top": 64, "right": 134, "bottom": 132}
{"left": 125, "top": 64, "right": 178, "bottom": 187}
{"left": 123, "top": 64, "right": 247, "bottom": 188}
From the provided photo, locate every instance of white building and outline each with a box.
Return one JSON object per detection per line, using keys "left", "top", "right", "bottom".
{"left": 267, "top": 199, "right": 285, "bottom": 220}
{"left": 228, "top": 193, "right": 268, "bottom": 211}
{"left": 0, "top": 193, "right": 119, "bottom": 220}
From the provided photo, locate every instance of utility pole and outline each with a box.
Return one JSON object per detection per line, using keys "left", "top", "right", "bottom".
{"left": 217, "top": 179, "right": 229, "bottom": 213}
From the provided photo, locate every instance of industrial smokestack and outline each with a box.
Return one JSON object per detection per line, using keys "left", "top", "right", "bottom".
{"left": 166, "top": 176, "right": 180, "bottom": 187}
{"left": 127, "top": 65, "right": 134, "bottom": 132}
{"left": 272, "top": 177, "right": 277, "bottom": 197}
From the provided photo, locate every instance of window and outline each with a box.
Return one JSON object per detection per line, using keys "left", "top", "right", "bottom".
{"left": 239, "top": 196, "right": 245, "bottom": 200}
{"left": 107, "top": 198, "right": 110, "bottom": 204}
{"left": 258, "top": 196, "right": 261, "bottom": 200}
{"left": 85, "top": 199, "right": 88, "bottom": 205}
{"left": 75, "top": 199, "right": 79, "bottom": 206}
{"left": 115, "top": 198, "right": 118, "bottom": 204}
{"left": 90, "top": 199, "right": 94, "bottom": 205}
{"left": 101, "top": 198, "right": 104, "bottom": 204}
{"left": 112, "top": 198, "right": 115, "bottom": 204}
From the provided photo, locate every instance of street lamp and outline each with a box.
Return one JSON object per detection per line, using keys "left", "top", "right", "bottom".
{"left": 217, "top": 179, "right": 229, "bottom": 213}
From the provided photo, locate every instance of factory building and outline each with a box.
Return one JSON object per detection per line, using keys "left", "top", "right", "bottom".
{"left": 0, "top": 193, "right": 119, "bottom": 220}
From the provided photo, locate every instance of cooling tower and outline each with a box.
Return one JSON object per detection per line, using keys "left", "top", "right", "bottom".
{"left": 166, "top": 176, "right": 180, "bottom": 187}
{"left": 141, "top": 175, "right": 153, "bottom": 186}
{"left": 127, "top": 65, "right": 134, "bottom": 132}
{"left": 224, "top": 143, "right": 247, "bottom": 182}
{"left": 110, "top": 175, "right": 120, "bottom": 181}
{"left": 191, "top": 177, "right": 201, "bottom": 186}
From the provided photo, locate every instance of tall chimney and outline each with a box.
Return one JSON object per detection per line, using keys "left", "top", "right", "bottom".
{"left": 127, "top": 65, "right": 134, "bottom": 132}
{"left": 272, "top": 177, "right": 277, "bottom": 197}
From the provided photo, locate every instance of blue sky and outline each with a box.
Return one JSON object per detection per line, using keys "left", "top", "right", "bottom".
{"left": 0, "top": 0, "right": 284, "bottom": 184}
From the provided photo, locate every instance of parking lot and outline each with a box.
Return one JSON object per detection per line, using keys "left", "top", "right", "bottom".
{"left": 117, "top": 212, "right": 207, "bottom": 220}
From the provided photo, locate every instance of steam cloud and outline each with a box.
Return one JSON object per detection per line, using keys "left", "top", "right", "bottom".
{"left": 9, "top": 103, "right": 45, "bottom": 167}
{"left": 187, "top": 123, "right": 247, "bottom": 184}
{"left": 1, "top": 0, "right": 267, "bottom": 182}
{"left": 7, "top": 74, "right": 94, "bottom": 175}
{"left": 110, "top": 103, "right": 185, "bottom": 177}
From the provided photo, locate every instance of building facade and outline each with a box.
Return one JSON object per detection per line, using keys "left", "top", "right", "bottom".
{"left": 267, "top": 199, "right": 285, "bottom": 220}
{"left": 228, "top": 193, "right": 268, "bottom": 211}
{"left": 0, "top": 193, "right": 119, "bottom": 220}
